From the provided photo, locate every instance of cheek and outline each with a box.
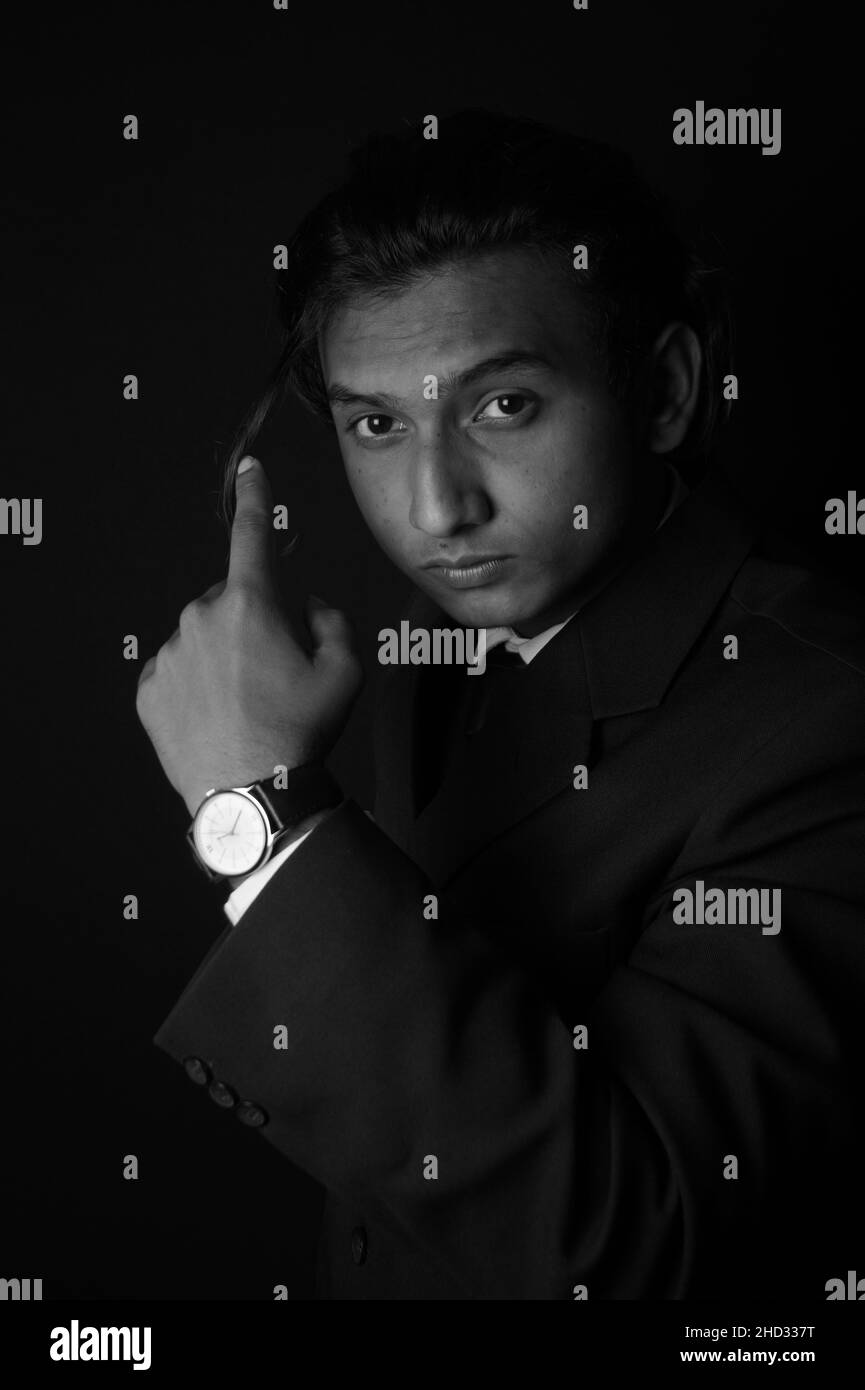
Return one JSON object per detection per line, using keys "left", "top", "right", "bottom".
{"left": 343, "top": 453, "right": 382, "bottom": 517}
{"left": 544, "top": 400, "right": 633, "bottom": 502}
{"left": 510, "top": 405, "right": 632, "bottom": 554}
{"left": 344, "top": 460, "right": 407, "bottom": 550}
{"left": 496, "top": 418, "right": 589, "bottom": 521}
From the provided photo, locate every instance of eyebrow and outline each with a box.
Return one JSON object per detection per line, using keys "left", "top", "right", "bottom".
{"left": 326, "top": 350, "right": 555, "bottom": 411}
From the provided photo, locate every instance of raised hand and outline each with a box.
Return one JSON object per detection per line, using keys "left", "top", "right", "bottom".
{"left": 136, "top": 456, "right": 363, "bottom": 817}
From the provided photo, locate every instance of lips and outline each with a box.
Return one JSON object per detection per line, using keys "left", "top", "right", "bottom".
{"left": 424, "top": 555, "right": 511, "bottom": 589}
{"left": 424, "top": 553, "right": 508, "bottom": 569}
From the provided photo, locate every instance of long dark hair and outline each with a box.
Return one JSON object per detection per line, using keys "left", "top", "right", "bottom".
{"left": 218, "top": 108, "right": 734, "bottom": 530}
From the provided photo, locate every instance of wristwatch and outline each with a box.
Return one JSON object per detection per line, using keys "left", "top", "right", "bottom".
{"left": 187, "top": 762, "right": 343, "bottom": 882}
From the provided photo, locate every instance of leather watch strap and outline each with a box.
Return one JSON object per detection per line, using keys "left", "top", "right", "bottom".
{"left": 251, "top": 762, "right": 343, "bottom": 831}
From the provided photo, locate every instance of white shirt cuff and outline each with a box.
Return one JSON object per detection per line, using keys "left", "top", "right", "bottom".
{"left": 223, "top": 829, "right": 315, "bottom": 926}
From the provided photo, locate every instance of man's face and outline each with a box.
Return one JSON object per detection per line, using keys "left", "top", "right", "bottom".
{"left": 320, "top": 248, "right": 664, "bottom": 635}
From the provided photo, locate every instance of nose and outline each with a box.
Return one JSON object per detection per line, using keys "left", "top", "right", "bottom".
{"left": 408, "top": 433, "right": 490, "bottom": 536}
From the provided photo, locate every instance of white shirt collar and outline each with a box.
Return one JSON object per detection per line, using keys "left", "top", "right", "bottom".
{"left": 484, "top": 462, "right": 690, "bottom": 665}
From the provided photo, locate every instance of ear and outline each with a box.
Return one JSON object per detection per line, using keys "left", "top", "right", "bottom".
{"left": 643, "top": 321, "right": 702, "bottom": 454}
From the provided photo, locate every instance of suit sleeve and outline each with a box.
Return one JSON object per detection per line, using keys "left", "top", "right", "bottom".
{"left": 152, "top": 687, "right": 865, "bottom": 1299}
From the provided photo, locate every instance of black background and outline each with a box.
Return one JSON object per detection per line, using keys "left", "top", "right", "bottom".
{"left": 2, "top": 1, "right": 859, "bottom": 1298}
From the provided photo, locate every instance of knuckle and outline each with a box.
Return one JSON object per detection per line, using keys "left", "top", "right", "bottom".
{"left": 178, "top": 598, "right": 203, "bottom": 632}
{"left": 135, "top": 668, "right": 153, "bottom": 709}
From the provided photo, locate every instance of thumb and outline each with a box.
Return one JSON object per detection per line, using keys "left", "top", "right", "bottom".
{"left": 227, "top": 455, "right": 277, "bottom": 594}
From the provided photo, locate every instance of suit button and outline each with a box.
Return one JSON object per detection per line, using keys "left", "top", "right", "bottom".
{"left": 235, "top": 1100, "right": 268, "bottom": 1127}
{"left": 183, "top": 1056, "right": 211, "bottom": 1086}
{"left": 351, "top": 1226, "right": 368, "bottom": 1266}
{"left": 207, "top": 1079, "right": 237, "bottom": 1108}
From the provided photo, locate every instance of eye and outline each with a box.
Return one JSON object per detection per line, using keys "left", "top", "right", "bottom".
{"left": 474, "top": 393, "right": 534, "bottom": 423}
{"left": 351, "top": 414, "right": 407, "bottom": 440}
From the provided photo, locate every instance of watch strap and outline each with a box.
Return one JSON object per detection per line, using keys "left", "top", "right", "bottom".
{"left": 250, "top": 762, "right": 343, "bottom": 831}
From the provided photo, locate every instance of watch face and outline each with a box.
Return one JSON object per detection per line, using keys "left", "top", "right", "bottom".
{"left": 192, "top": 791, "right": 268, "bottom": 876}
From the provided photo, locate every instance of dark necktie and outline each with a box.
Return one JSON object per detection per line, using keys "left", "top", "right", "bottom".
{"left": 416, "top": 643, "right": 528, "bottom": 809}
{"left": 463, "top": 642, "right": 527, "bottom": 734}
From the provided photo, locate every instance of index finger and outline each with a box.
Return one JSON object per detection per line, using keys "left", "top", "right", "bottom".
{"left": 227, "top": 456, "right": 276, "bottom": 592}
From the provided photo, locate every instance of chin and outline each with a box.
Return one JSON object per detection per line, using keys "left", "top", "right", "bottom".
{"left": 424, "top": 583, "right": 544, "bottom": 632}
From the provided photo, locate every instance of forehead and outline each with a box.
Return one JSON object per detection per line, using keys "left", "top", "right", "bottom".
{"left": 319, "top": 248, "right": 593, "bottom": 387}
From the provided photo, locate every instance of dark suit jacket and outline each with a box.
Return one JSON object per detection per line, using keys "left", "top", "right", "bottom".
{"left": 153, "top": 463, "right": 865, "bottom": 1299}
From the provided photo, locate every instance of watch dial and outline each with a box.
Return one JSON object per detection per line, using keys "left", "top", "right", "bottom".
{"left": 194, "top": 793, "right": 268, "bottom": 875}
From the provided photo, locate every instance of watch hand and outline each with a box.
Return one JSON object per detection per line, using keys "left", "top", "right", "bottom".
{"left": 216, "top": 812, "right": 244, "bottom": 841}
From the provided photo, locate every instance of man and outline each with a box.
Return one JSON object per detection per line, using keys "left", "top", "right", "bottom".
{"left": 137, "top": 111, "right": 865, "bottom": 1299}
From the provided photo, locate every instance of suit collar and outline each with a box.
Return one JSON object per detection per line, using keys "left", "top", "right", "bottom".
{"left": 578, "top": 462, "right": 759, "bottom": 718}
